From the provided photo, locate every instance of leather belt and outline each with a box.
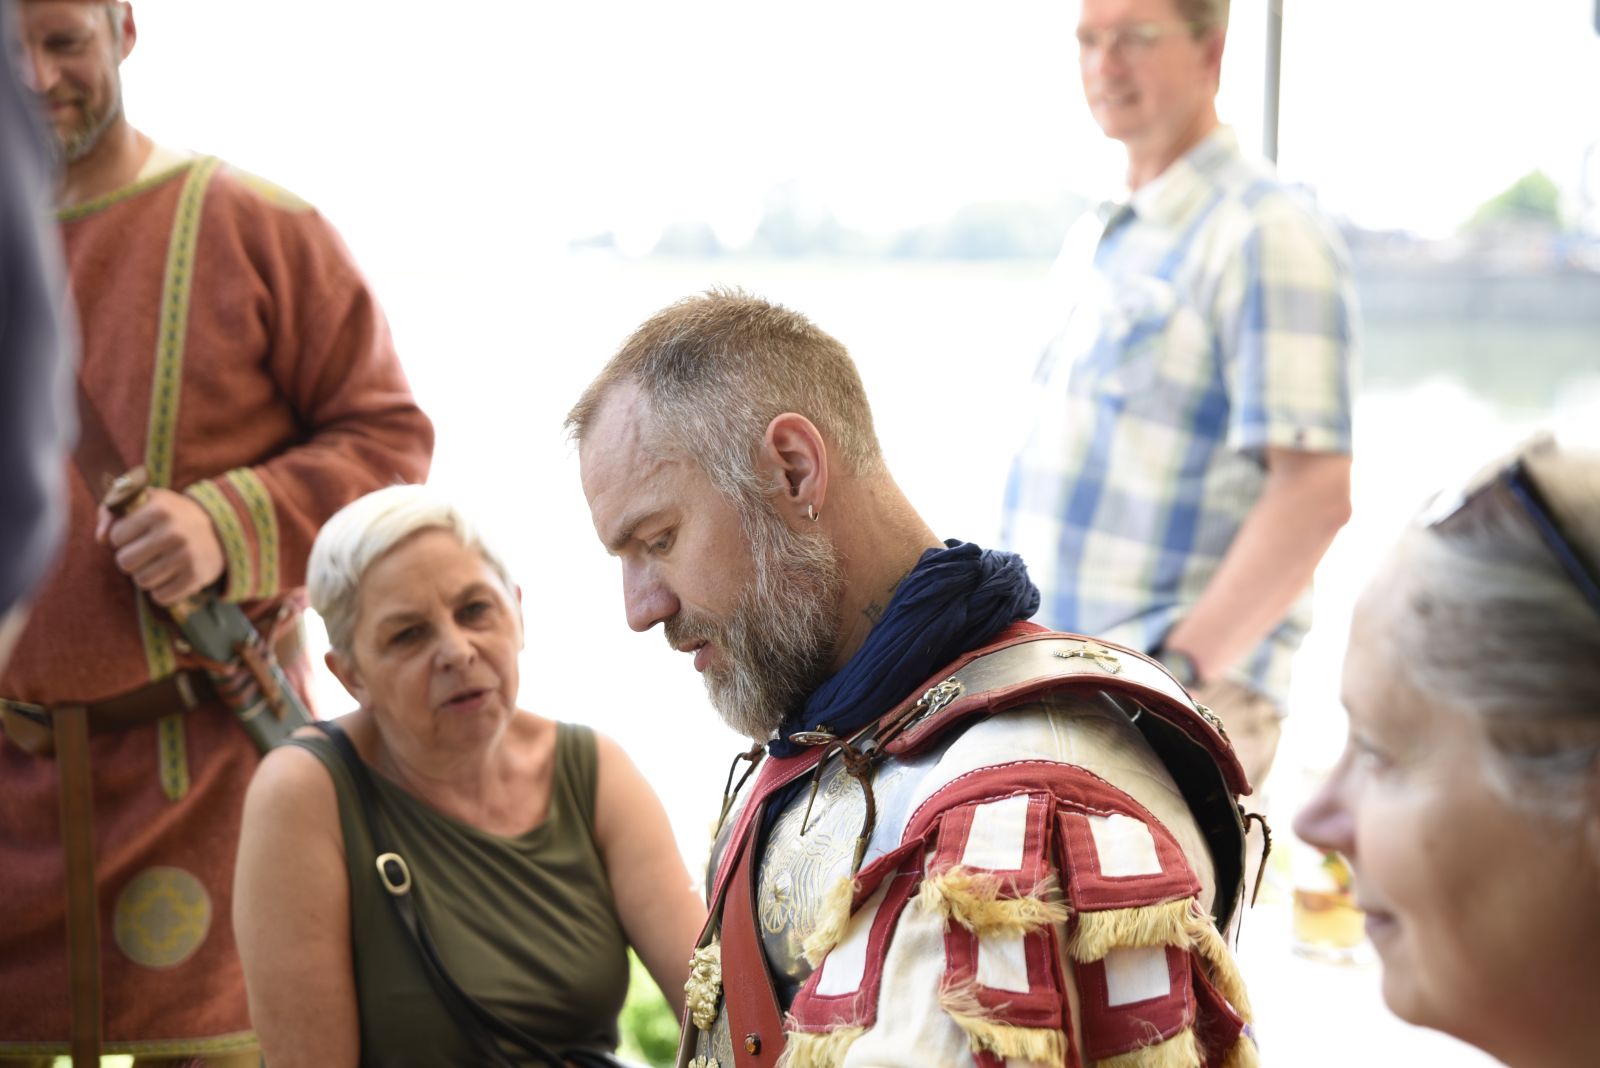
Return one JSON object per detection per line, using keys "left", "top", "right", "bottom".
{"left": 1, "top": 670, "right": 219, "bottom": 755}
{"left": 1, "top": 619, "right": 304, "bottom": 757}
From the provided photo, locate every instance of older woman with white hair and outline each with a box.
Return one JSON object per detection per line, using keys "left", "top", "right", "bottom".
{"left": 234, "top": 485, "right": 704, "bottom": 1067}
{"left": 1295, "top": 436, "right": 1600, "bottom": 1068}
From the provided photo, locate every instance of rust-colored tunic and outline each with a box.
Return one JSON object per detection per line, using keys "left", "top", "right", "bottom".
{"left": 0, "top": 157, "right": 433, "bottom": 1056}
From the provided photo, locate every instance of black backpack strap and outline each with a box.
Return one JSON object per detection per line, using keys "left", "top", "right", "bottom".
{"left": 313, "top": 720, "right": 567, "bottom": 1068}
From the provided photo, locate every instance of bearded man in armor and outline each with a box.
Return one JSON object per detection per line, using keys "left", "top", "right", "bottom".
{"left": 570, "top": 289, "right": 1258, "bottom": 1068}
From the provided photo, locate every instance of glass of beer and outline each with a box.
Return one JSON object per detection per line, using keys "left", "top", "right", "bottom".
{"left": 1291, "top": 846, "right": 1369, "bottom": 963}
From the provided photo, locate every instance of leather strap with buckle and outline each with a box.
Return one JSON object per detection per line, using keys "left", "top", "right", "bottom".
{"left": 0, "top": 620, "right": 303, "bottom": 758}
{"left": 0, "top": 671, "right": 217, "bottom": 758}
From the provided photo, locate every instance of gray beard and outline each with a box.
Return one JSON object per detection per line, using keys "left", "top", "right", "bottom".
{"left": 60, "top": 91, "right": 122, "bottom": 164}
{"left": 667, "top": 510, "right": 843, "bottom": 743}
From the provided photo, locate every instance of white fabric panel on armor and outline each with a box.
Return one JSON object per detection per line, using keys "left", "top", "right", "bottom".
{"left": 831, "top": 891, "right": 972, "bottom": 1067}
{"left": 814, "top": 882, "right": 889, "bottom": 997}
{"left": 1087, "top": 811, "right": 1163, "bottom": 877}
{"left": 961, "top": 793, "right": 1032, "bottom": 871}
{"left": 893, "top": 702, "right": 1217, "bottom": 912}
{"left": 1104, "top": 945, "right": 1171, "bottom": 1006}
{"left": 975, "top": 931, "right": 1033, "bottom": 993}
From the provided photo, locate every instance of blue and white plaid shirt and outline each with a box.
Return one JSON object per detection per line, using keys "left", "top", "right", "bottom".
{"left": 1001, "top": 127, "right": 1357, "bottom": 706}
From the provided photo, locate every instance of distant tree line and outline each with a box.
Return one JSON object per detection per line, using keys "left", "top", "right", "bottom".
{"left": 649, "top": 188, "right": 1088, "bottom": 261}
{"left": 577, "top": 168, "right": 1581, "bottom": 263}
{"left": 1466, "top": 170, "right": 1565, "bottom": 231}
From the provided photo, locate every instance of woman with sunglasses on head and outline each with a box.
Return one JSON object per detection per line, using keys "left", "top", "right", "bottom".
{"left": 1295, "top": 435, "right": 1600, "bottom": 1068}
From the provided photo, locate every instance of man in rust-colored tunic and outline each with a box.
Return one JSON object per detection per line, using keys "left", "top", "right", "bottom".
{"left": 0, "top": 3, "right": 434, "bottom": 1062}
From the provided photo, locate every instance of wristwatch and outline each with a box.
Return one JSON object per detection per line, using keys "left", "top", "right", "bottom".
{"left": 1151, "top": 644, "right": 1202, "bottom": 689}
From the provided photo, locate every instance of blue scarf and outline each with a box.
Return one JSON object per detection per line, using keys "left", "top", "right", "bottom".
{"left": 768, "top": 540, "right": 1040, "bottom": 758}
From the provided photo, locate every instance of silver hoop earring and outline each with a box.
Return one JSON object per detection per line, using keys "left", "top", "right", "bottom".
{"left": 806, "top": 503, "right": 819, "bottom": 523}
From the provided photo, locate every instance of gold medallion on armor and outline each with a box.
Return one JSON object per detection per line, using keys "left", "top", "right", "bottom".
{"left": 113, "top": 865, "right": 211, "bottom": 968}
{"left": 685, "top": 943, "right": 723, "bottom": 1031}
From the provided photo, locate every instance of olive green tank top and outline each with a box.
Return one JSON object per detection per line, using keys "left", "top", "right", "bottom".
{"left": 290, "top": 722, "right": 629, "bottom": 1066}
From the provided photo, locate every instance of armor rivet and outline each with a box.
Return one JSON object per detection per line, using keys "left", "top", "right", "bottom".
{"left": 744, "top": 1033, "right": 761, "bottom": 1054}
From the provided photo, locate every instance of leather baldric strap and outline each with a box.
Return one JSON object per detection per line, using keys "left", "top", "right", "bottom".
{"left": 53, "top": 704, "right": 101, "bottom": 1066}
{"left": 718, "top": 834, "right": 785, "bottom": 1067}
{"left": 683, "top": 747, "right": 822, "bottom": 1068}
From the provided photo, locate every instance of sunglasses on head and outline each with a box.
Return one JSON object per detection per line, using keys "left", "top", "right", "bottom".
{"left": 1420, "top": 438, "right": 1600, "bottom": 619}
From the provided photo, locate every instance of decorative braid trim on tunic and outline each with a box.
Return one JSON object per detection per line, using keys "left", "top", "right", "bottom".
{"left": 186, "top": 478, "right": 253, "bottom": 600}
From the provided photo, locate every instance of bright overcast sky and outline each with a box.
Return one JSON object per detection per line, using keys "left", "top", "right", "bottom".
{"left": 100, "top": 2, "right": 1600, "bottom": 907}
{"left": 120, "top": 0, "right": 1600, "bottom": 261}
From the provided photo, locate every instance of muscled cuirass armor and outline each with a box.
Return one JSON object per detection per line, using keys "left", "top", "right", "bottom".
{"left": 688, "top": 702, "right": 1225, "bottom": 1064}
{"left": 680, "top": 632, "right": 1249, "bottom": 1068}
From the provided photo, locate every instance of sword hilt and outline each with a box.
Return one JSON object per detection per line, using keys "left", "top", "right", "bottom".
{"left": 103, "top": 465, "right": 151, "bottom": 518}
{"left": 102, "top": 465, "right": 202, "bottom": 623}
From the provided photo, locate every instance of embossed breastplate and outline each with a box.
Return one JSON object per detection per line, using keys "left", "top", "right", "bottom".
{"left": 688, "top": 742, "right": 948, "bottom": 1067}
{"left": 754, "top": 752, "right": 920, "bottom": 1003}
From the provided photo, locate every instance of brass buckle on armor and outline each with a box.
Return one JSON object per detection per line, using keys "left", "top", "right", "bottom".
{"left": 375, "top": 852, "right": 412, "bottom": 896}
{"left": 905, "top": 678, "right": 965, "bottom": 730}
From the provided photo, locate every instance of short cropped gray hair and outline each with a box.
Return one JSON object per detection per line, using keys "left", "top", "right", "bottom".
{"left": 1172, "top": 0, "right": 1229, "bottom": 31}
{"left": 308, "top": 485, "right": 515, "bottom": 656}
{"left": 1381, "top": 441, "right": 1600, "bottom": 817}
{"left": 565, "top": 288, "right": 884, "bottom": 509}
{"left": 105, "top": 3, "right": 127, "bottom": 46}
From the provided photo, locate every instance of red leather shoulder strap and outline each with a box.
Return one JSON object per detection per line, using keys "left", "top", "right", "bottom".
{"left": 695, "top": 748, "right": 825, "bottom": 1066}
{"left": 718, "top": 837, "right": 785, "bottom": 1066}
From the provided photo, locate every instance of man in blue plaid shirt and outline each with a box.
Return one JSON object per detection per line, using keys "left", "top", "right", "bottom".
{"left": 1002, "top": 0, "right": 1356, "bottom": 803}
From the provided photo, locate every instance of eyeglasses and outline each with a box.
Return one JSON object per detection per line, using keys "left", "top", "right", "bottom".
{"left": 1421, "top": 438, "right": 1600, "bottom": 619}
{"left": 1076, "top": 21, "right": 1212, "bottom": 62}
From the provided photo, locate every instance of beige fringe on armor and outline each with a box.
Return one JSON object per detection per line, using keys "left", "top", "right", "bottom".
{"left": 1069, "top": 896, "right": 1257, "bottom": 1068}
{"left": 915, "top": 866, "right": 1072, "bottom": 936}
{"left": 776, "top": 1025, "right": 867, "bottom": 1068}
{"left": 940, "top": 979, "right": 1071, "bottom": 1064}
{"left": 782, "top": 869, "right": 1256, "bottom": 1068}
{"left": 800, "top": 876, "right": 860, "bottom": 968}
{"left": 924, "top": 867, "right": 1073, "bottom": 1064}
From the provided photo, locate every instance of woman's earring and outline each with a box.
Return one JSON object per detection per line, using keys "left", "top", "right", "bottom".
{"left": 806, "top": 503, "right": 820, "bottom": 523}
